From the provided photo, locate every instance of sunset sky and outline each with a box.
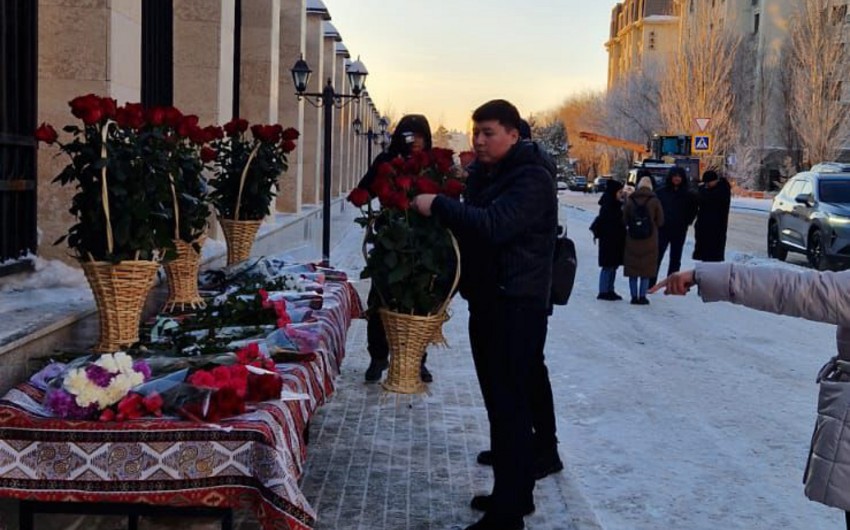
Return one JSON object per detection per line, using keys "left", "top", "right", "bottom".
{"left": 321, "top": 0, "right": 611, "bottom": 131}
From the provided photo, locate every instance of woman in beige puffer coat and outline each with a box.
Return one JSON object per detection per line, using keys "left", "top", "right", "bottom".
{"left": 653, "top": 262, "right": 850, "bottom": 528}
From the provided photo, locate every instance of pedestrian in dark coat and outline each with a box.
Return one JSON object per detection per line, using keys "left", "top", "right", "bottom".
{"left": 692, "top": 170, "right": 731, "bottom": 262}
{"left": 590, "top": 179, "right": 626, "bottom": 300}
{"left": 356, "top": 114, "right": 434, "bottom": 384}
{"left": 654, "top": 166, "right": 698, "bottom": 282}
{"left": 624, "top": 177, "right": 664, "bottom": 304}
{"left": 411, "top": 99, "right": 559, "bottom": 530}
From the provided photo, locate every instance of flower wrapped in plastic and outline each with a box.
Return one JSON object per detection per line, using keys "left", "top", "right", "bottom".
{"left": 42, "top": 352, "right": 152, "bottom": 419}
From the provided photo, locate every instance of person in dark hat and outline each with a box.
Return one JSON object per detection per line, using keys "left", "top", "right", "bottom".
{"left": 692, "top": 170, "right": 731, "bottom": 262}
{"left": 356, "top": 114, "right": 434, "bottom": 384}
{"left": 590, "top": 179, "right": 626, "bottom": 300}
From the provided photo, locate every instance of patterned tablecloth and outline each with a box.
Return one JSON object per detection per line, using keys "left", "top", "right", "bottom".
{"left": 0, "top": 281, "right": 362, "bottom": 530}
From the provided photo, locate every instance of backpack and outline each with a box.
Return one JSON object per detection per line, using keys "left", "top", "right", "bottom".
{"left": 551, "top": 225, "right": 577, "bottom": 305}
{"left": 627, "top": 196, "right": 653, "bottom": 240}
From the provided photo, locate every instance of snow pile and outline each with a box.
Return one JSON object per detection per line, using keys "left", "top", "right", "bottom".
{"left": 201, "top": 238, "right": 227, "bottom": 261}
{"left": 0, "top": 256, "right": 88, "bottom": 293}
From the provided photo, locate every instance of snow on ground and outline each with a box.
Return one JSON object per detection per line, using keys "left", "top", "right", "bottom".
{"left": 731, "top": 196, "right": 772, "bottom": 213}
{"left": 554, "top": 204, "right": 840, "bottom": 530}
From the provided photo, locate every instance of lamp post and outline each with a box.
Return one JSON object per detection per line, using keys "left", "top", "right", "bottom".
{"left": 290, "top": 54, "right": 367, "bottom": 266}
{"left": 352, "top": 115, "right": 388, "bottom": 165}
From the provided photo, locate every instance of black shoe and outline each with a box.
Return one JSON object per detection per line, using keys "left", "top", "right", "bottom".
{"left": 630, "top": 297, "right": 640, "bottom": 305}
{"left": 533, "top": 451, "right": 564, "bottom": 480}
{"left": 476, "top": 450, "right": 494, "bottom": 466}
{"left": 464, "top": 512, "right": 525, "bottom": 530}
{"left": 420, "top": 363, "right": 433, "bottom": 383}
{"left": 596, "top": 292, "right": 615, "bottom": 301}
{"left": 364, "top": 359, "right": 388, "bottom": 382}
{"left": 610, "top": 292, "right": 623, "bottom": 301}
{"left": 470, "top": 495, "right": 534, "bottom": 516}
{"left": 638, "top": 297, "right": 650, "bottom": 305}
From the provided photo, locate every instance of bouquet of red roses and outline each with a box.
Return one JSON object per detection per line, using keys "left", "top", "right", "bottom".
{"left": 348, "top": 148, "right": 463, "bottom": 316}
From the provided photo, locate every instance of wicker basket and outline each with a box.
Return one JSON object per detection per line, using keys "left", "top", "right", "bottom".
{"left": 163, "top": 237, "right": 206, "bottom": 312}
{"left": 380, "top": 309, "right": 448, "bottom": 394}
{"left": 82, "top": 260, "right": 160, "bottom": 353}
{"left": 220, "top": 218, "right": 261, "bottom": 266}
{"left": 363, "top": 227, "right": 461, "bottom": 394}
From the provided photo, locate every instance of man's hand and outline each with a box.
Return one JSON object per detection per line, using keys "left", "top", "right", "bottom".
{"left": 411, "top": 194, "right": 437, "bottom": 217}
{"left": 649, "top": 270, "right": 696, "bottom": 296}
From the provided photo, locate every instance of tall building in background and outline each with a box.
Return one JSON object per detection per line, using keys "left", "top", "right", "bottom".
{"left": 605, "top": 0, "right": 679, "bottom": 88}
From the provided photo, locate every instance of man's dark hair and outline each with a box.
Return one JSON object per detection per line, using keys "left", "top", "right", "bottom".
{"left": 472, "top": 99, "right": 522, "bottom": 131}
{"left": 668, "top": 166, "right": 687, "bottom": 180}
{"left": 518, "top": 119, "right": 532, "bottom": 140}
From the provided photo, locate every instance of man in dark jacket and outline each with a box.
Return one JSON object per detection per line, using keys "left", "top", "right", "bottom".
{"left": 412, "top": 100, "right": 559, "bottom": 530}
{"left": 654, "top": 166, "right": 697, "bottom": 283}
{"left": 692, "top": 170, "right": 731, "bottom": 262}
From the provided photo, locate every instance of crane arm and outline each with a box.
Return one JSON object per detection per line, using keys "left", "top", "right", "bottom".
{"left": 578, "top": 131, "right": 650, "bottom": 155}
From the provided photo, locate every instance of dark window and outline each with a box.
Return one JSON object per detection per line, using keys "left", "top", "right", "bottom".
{"left": 819, "top": 179, "right": 850, "bottom": 204}
{"left": 141, "top": 0, "right": 174, "bottom": 107}
{"left": 0, "top": 1, "right": 38, "bottom": 271}
{"left": 753, "top": 12, "right": 760, "bottom": 34}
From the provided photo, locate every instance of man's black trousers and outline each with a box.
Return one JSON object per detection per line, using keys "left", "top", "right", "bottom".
{"left": 468, "top": 296, "right": 555, "bottom": 516}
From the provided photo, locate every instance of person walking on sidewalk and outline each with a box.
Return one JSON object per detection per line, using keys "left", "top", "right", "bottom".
{"left": 355, "top": 114, "right": 434, "bottom": 384}
{"left": 692, "top": 170, "right": 731, "bottom": 262}
{"left": 653, "top": 166, "right": 697, "bottom": 284}
{"left": 411, "top": 99, "right": 560, "bottom": 530}
{"left": 623, "top": 176, "right": 664, "bottom": 305}
{"left": 651, "top": 264, "right": 850, "bottom": 530}
{"left": 590, "top": 179, "right": 626, "bottom": 301}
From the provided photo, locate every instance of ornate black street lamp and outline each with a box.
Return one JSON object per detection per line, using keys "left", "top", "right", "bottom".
{"left": 290, "top": 54, "right": 367, "bottom": 266}
{"left": 352, "top": 115, "right": 388, "bottom": 165}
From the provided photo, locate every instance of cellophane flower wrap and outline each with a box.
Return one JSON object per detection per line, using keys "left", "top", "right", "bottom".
{"left": 209, "top": 119, "right": 299, "bottom": 221}
{"left": 348, "top": 147, "right": 464, "bottom": 315}
{"left": 43, "top": 352, "right": 152, "bottom": 419}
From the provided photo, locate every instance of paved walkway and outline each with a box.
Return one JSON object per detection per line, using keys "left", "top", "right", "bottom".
{"left": 297, "top": 219, "right": 602, "bottom": 530}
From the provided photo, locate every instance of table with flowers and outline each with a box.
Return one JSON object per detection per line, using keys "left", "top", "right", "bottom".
{"left": 0, "top": 259, "right": 362, "bottom": 530}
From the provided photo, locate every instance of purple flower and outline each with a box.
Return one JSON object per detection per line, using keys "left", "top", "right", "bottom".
{"left": 45, "top": 388, "right": 96, "bottom": 420}
{"left": 29, "top": 363, "right": 66, "bottom": 391}
{"left": 133, "top": 360, "right": 152, "bottom": 381}
{"left": 85, "top": 364, "right": 115, "bottom": 388}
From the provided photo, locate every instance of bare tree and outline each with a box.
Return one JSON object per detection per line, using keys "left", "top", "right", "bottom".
{"left": 786, "top": 0, "right": 850, "bottom": 167}
{"left": 554, "top": 91, "right": 608, "bottom": 177}
{"left": 604, "top": 63, "right": 664, "bottom": 147}
{"left": 660, "top": 1, "right": 742, "bottom": 169}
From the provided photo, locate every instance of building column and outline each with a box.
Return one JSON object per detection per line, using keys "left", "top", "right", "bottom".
{"left": 239, "top": 0, "right": 279, "bottom": 124}
{"left": 321, "top": 22, "right": 338, "bottom": 198}
{"left": 301, "top": 3, "right": 328, "bottom": 206}
{"left": 277, "top": 0, "right": 305, "bottom": 214}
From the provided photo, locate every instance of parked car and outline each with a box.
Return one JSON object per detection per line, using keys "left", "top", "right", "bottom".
{"left": 767, "top": 165, "right": 850, "bottom": 270}
{"left": 593, "top": 176, "right": 612, "bottom": 193}
{"left": 568, "top": 176, "right": 591, "bottom": 192}
{"left": 556, "top": 180, "right": 568, "bottom": 192}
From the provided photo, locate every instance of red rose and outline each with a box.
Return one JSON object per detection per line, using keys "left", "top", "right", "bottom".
{"left": 435, "top": 156, "right": 453, "bottom": 175}
{"left": 459, "top": 151, "right": 476, "bottom": 167}
{"left": 281, "top": 127, "right": 300, "bottom": 141}
{"left": 100, "top": 97, "right": 117, "bottom": 120}
{"left": 204, "top": 125, "right": 224, "bottom": 141}
{"left": 247, "top": 373, "right": 283, "bottom": 402}
{"left": 251, "top": 124, "right": 282, "bottom": 143}
{"left": 200, "top": 146, "right": 217, "bottom": 163}
{"left": 376, "top": 162, "right": 395, "bottom": 179}
{"left": 403, "top": 157, "right": 421, "bottom": 175}
{"left": 442, "top": 178, "right": 465, "bottom": 198}
{"left": 280, "top": 139, "right": 297, "bottom": 153}
{"left": 224, "top": 118, "right": 249, "bottom": 136}
{"left": 390, "top": 157, "right": 406, "bottom": 170}
{"left": 391, "top": 191, "right": 410, "bottom": 210}
{"left": 99, "top": 408, "right": 116, "bottom": 422}
{"left": 115, "top": 103, "right": 145, "bottom": 129}
{"left": 414, "top": 176, "right": 441, "bottom": 194}
{"left": 117, "top": 393, "right": 144, "bottom": 421}
{"left": 163, "top": 107, "right": 183, "bottom": 127}
{"left": 142, "top": 392, "right": 164, "bottom": 417}
{"left": 347, "top": 187, "right": 370, "bottom": 207}
{"left": 177, "top": 115, "right": 200, "bottom": 138}
{"left": 396, "top": 175, "right": 413, "bottom": 191}
{"left": 146, "top": 106, "right": 166, "bottom": 126}
{"left": 188, "top": 126, "right": 207, "bottom": 145}
{"left": 34, "top": 123, "right": 58, "bottom": 144}
{"left": 188, "top": 370, "right": 216, "bottom": 388}
{"left": 69, "top": 94, "right": 101, "bottom": 120}
{"left": 370, "top": 176, "right": 392, "bottom": 198}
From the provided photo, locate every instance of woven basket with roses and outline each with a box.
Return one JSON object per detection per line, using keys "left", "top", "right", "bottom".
{"left": 347, "top": 147, "right": 464, "bottom": 394}
{"left": 208, "top": 119, "right": 298, "bottom": 266}
{"left": 36, "top": 95, "right": 215, "bottom": 351}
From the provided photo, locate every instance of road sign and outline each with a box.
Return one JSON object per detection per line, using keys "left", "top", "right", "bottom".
{"left": 692, "top": 134, "right": 712, "bottom": 154}
{"left": 695, "top": 117, "right": 711, "bottom": 132}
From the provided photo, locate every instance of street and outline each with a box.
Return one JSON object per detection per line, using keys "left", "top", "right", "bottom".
{"left": 551, "top": 190, "right": 841, "bottom": 529}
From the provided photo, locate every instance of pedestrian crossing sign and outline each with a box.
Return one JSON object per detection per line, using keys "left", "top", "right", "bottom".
{"left": 692, "top": 134, "right": 712, "bottom": 154}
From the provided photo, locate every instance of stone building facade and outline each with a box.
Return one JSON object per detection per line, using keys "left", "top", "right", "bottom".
{"left": 0, "top": 0, "right": 384, "bottom": 267}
